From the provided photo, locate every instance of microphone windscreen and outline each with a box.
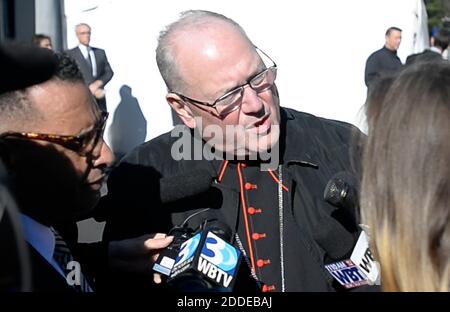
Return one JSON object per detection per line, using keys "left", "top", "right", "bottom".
{"left": 159, "top": 169, "right": 214, "bottom": 204}
{"left": 323, "top": 172, "right": 357, "bottom": 205}
{"left": 323, "top": 171, "right": 360, "bottom": 223}
{"left": 0, "top": 42, "right": 57, "bottom": 94}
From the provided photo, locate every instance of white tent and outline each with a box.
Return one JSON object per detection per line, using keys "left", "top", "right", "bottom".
{"left": 64, "top": 0, "right": 429, "bottom": 156}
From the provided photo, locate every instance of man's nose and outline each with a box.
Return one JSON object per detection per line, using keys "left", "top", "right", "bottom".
{"left": 240, "top": 86, "right": 265, "bottom": 117}
{"left": 94, "top": 142, "right": 115, "bottom": 168}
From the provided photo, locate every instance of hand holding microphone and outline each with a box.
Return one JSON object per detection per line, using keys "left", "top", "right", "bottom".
{"left": 320, "top": 171, "right": 380, "bottom": 289}
{"left": 108, "top": 233, "right": 174, "bottom": 284}
{"left": 153, "top": 219, "right": 243, "bottom": 291}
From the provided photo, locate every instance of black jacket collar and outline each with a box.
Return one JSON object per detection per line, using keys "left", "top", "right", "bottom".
{"left": 279, "top": 108, "right": 319, "bottom": 169}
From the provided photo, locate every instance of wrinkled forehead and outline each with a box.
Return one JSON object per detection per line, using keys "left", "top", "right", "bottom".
{"left": 27, "top": 80, "right": 99, "bottom": 133}
{"left": 173, "top": 19, "right": 254, "bottom": 60}
{"left": 174, "top": 24, "right": 259, "bottom": 81}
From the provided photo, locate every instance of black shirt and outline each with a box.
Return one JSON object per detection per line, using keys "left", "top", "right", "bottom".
{"left": 364, "top": 46, "right": 403, "bottom": 87}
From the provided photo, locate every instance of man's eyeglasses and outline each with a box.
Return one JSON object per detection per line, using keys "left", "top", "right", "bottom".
{"left": 0, "top": 111, "right": 108, "bottom": 158}
{"left": 171, "top": 47, "right": 277, "bottom": 119}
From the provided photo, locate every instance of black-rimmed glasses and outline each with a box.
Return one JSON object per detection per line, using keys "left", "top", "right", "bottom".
{"left": 0, "top": 111, "right": 108, "bottom": 158}
{"left": 171, "top": 47, "right": 277, "bottom": 119}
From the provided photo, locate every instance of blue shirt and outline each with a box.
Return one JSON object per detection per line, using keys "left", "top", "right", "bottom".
{"left": 20, "top": 214, "right": 66, "bottom": 279}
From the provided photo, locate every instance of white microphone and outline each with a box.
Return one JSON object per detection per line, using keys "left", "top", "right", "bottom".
{"left": 349, "top": 230, "right": 380, "bottom": 285}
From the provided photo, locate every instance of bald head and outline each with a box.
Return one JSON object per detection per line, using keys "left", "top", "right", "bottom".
{"left": 156, "top": 10, "right": 254, "bottom": 93}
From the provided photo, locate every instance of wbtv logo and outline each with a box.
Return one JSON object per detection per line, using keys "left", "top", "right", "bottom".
{"left": 200, "top": 232, "right": 240, "bottom": 275}
{"left": 325, "top": 259, "right": 369, "bottom": 289}
{"left": 174, "top": 233, "right": 201, "bottom": 266}
{"left": 197, "top": 232, "right": 241, "bottom": 288}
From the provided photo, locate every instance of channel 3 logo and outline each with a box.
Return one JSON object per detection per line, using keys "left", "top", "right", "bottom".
{"left": 175, "top": 233, "right": 201, "bottom": 266}
{"left": 200, "top": 232, "right": 240, "bottom": 275}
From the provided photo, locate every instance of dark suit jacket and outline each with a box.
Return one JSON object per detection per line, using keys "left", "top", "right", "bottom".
{"left": 67, "top": 46, "right": 114, "bottom": 86}
{"left": 28, "top": 245, "right": 76, "bottom": 292}
{"left": 405, "top": 49, "right": 443, "bottom": 66}
{"left": 0, "top": 212, "right": 105, "bottom": 291}
{"left": 67, "top": 46, "right": 114, "bottom": 111}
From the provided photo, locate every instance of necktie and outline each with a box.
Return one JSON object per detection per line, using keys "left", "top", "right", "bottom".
{"left": 86, "top": 47, "right": 97, "bottom": 78}
{"left": 51, "top": 227, "right": 93, "bottom": 292}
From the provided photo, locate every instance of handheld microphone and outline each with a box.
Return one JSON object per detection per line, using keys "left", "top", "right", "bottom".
{"left": 322, "top": 173, "right": 380, "bottom": 287}
{"left": 166, "top": 220, "right": 242, "bottom": 291}
{"left": 152, "top": 224, "right": 195, "bottom": 277}
{"left": 159, "top": 169, "right": 214, "bottom": 204}
{"left": 349, "top": 230, "right": 380, "bottom": 285}
{"left": 0, "top": 42, "right": 57, "bottom": 94}
{"left": 95, "top": 168, "right": 215, "bottom": 222}
{"left": 325, "top": 259, "right": 369, "bottom": 289}
{"left": 323, "top": 171, "right": 360, "bottom": 222}
{"left": 325, "top": 230, "right": 380, "bottom": 288}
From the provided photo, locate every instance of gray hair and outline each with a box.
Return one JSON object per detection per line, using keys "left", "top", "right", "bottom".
{"left": 155, "top": 10, "right": 253, "bottom": 93}
{"left": 75, "top": 23, "right": 91, "bottom": 32}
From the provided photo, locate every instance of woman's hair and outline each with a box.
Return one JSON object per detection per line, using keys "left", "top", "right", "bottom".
{"left": 31, "top": 34, "right": 51, "bottom": 47}
{"left": 364, "top": 74, "right": 396, "bottom": 133}
{"left": 361, "top": 62, "right": 450, "bottom": 291}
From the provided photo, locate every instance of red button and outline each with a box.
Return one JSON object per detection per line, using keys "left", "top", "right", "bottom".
{"left": 256, "top": 259, "right": 271, "bottom": 268}
{"left": 247, "top": 207, "right": 262, "bottom": 215}
{"left": 244, "top": 183, "right": 257, "bottom": 190}
{"left": 262, "top": 285, "right": 276, "bottom": 292}
{"left": 252, "top": 233, "right": 267, "bottom": 240}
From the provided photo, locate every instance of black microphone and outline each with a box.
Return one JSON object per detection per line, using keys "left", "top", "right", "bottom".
{"left": 95, "top": 168, "right": 215, "bottom": 222}
{"left": 314, "top": 172, "right": 361, "bottom": 261}
{"left": 0, "top": 42, "right": 57, "bottom": 94}
{"left": 166, "top": 220, "right": 242, "bottom": 291}
{"left": 318, "top": 172, "right": 380, "bottom": 289}
{"left": 159, "top": 169, "right": 214, "bottom": 204}
{"left": 323, "top": 171, "right": 360, "bottom": 223}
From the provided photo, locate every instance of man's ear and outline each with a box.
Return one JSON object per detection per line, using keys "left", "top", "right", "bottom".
{"left": 166, "top": 93, "right": 196, "bottom": 129}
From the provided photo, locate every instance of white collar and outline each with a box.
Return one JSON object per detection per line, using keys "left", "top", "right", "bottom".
{"left": 78, "top": 44, "right": 91, "bottom": 58}
{"left": 429, "top": 46, "right": 442, "bottom": 54}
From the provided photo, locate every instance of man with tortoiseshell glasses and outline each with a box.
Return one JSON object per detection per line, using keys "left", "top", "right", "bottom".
{"left": 0, "top": 49, "right": 172, "bottom": 292}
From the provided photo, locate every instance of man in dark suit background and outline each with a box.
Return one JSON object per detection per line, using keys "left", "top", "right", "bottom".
{"left": 364, "top": 27, "right": 403, "bottom": 87}
{"left": 405, "top": 29, "right": 450, "bottom": 66}
{"left": 67, "top": 23, "right": 114, "bottom": 112}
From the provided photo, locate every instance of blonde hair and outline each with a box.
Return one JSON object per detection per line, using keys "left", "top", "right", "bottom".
{"left": 361, "top": 62, "right": 450, "bottom": 291}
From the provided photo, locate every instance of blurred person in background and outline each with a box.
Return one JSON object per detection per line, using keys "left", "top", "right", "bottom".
{"left": 67, "top": 23, "right": 113, "bottom": 112}
{"left": 406, "top": 29, "right": 450, "bottom": 66}
{"left": 364, "top": 27, "right": 403, "bottom": 87}
{"left": 31, "top": 34, "right": 53, "bottom": 50}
